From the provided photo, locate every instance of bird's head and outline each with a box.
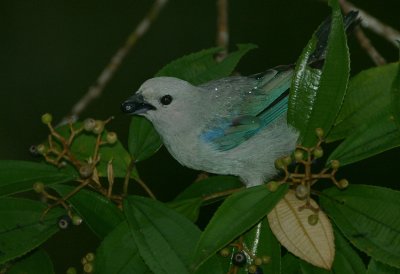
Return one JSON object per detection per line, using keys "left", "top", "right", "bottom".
{"left": 121, "top": 77, "right": 202, "bottom": 126}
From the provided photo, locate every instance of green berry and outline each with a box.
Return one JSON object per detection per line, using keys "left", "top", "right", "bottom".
{"left": 33, "top": 182, "right": 45, "bottom": 193}
{"left": 83, "top": 263, "right": 93, "bottom": 273}
{"left": 36, "top": 144, "right": 46, "bottom": 155}
{"left": 308, "top": 214, "right": 319, "bottom": 226}
{"left": 71, "top": 215, "right": 83, "bottom": 226}
{"left": 295, "top": 184, "right": 308, "bottom": 200}
{"left": 315, "top": 128, "right": 324, "bottom": 138}
{"left": 66, "top": 267, "right": 77, "bottom": 274}
{"left": 261, "top": 255, "right": 271, "bottom": 264}
{"left": 294, "top": 150, "right": 304, "bottom": 162}
{"left": 219, "top": 247, "right": 230, "bottom": 257}
{"left": 338, "top": 179, "right": 349, "bottom": 189}
{"left": 248, "top": 264, "right": 257, "bottom": 273}
{"left": 106, "top": 132, "right": 118, "bottom": 144}
{"left": 313, "top": 147, "right": 324, "bottom": 158}
{"left": 83, "top": 118, "right": 96, "bottom": 131}
{"left": 267, "top": 181, "right": 279, "bottom": 192}
{"left": 79, "top": 164, "right": 93, "bottom": 179}
{"left": 81, "top": 257, "right": 87, "bottom": 265}
{"left": 331, "top": 160, "right": 340, "bottom": 169}
{"left": 282, "top": 156, "right": 292, "bottom": 166}
{"left": 85, "top": 252, "right": 95, "bottom": 262}
{"left": 254, "top": 257, "right": 263, "bottom": 266}
{"left": 232, "top": 251, "right": 247, "bottom": 267}
{"left": 93, "top": 120, "right": 104, "bottom": 134}
{"left": 274, "top": 158, "right": 285, "bottom": 170}
{"left": 41, "top": 113, "right": 53, "bottom": 124}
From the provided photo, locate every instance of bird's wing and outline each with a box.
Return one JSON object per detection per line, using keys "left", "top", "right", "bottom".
{"left": 200, "top": 66, "right": 293, "bottom": 151}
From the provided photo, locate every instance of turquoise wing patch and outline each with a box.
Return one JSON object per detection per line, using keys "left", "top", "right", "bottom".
{"left": 201, "top": 67, "right": 292, "bottom": 151}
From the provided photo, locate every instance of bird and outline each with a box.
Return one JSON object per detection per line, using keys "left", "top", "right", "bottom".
{"left": 121, "top": 12, "right": 358, "bottom": 187}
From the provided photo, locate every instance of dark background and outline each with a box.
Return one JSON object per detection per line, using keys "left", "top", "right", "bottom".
{"left": 1, "top": 0, "right": 399, "bottom": 272}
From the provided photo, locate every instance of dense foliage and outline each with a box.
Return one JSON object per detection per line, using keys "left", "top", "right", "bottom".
{"left": 1, "top": 0, "right": 400, "bottom": 273}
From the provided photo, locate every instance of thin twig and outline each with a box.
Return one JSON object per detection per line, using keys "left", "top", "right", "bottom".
{"left": 123, "top": 158, "right": 157, "bottom": 200}
{"left": 123, "top": 159, "right": 136, "bottom": 195}
{"left": 354, "top": 26, "right": 387, "bottom": 65}
{"left": 216, "top": 0, "right": 229, "bottom": 61}
{"left": 339, "top": 0, "right": 387, "bottom": 65}
{"left": 136, "top": 177, "right": 157, "bottom": 200}
{"left": 339, "top": 0, "right": 400, "bottom": 47}
{"left": 65, "top": 0, "right": 168, "bottom": 122}
{"left": 202, "top": 187, "right": 244, "bottom": 202}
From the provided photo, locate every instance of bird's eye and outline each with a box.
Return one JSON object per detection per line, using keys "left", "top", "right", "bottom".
{"left": 160, "top": 95, "right": 173, "bottom": 105}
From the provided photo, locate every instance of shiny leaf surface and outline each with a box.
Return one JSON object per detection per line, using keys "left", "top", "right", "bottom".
{"left": 289, "top": 0, "right": 349, "bottom": 146}
{"left": 192, "top": 184, "right": 288, "bottom": 270}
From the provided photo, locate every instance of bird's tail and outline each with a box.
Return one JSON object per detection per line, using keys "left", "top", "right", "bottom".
{"left": 309, "top": 10, "right": 359, "bottom": 64}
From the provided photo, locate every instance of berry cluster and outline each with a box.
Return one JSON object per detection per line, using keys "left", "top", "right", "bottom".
{"left": 31, "top": 114, "right": 122, "bottom": 220}
{"left": 219, "top": 245, "right": 271, "bottom": 274}
{"left": 271, "top": 128, "right": 349, "bottom": 217}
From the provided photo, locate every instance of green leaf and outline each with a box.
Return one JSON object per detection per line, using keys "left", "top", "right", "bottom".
{"left": 245, "top": 219, "right": 281, "bottom": 274}
{"left": 367, "top": 259, "right": 400, "bottom": 274}
{"left": 328, "top": 62, "right": 399, "bottom": 142}
{"left": 0, "top": 198, "right": 63, "bottom": 264}
{"left": 327, "top": 63, "right": 400, "bottom": 165}
{"left": 174, "top": 176, "right": 243, "bottom": 204}
{"left": 128, "top": 116, "right": 162, "bottom": 162}
{"left": 300, "top": 261, "right": 330, "bottom": 274}
{"left": 51, "top": 122, "right": 133, "bottom": 178}
{"left": 282, "top": 253, "right": 301, "bottom": 274}
{"left": 123, "top": 196, "right": 201, "bottom": 274}
{"left": 299, "top": 260, "right": 330, "bottom": 274}
{"left": 168, "top": 197, "right": 203, "bottom": 222}
{"left": 195, "top": 255, "right": 224, "bottom": 274}
{"left": 191, "top": 183, "right": 288, "bottom": 270}
{"left": 8, "top": 249, "right": 55, "bottom": 274}
{"left": 95, "top": 220, "right": 223, "bottom": 274}
{"left": 289, "top": 0, "right": 350, "bottom": 147}
{"left": 52, "top": 185, "right": 124, "bottom": 238}
{"left": 320, "top": 185, "right": 400, "bottom": 268}
{"left": 95, "top": 221, "right": 150, "bottom": 274}
{"left": 327, "top": 112, "right": 400, "bottom": 166}
{"left": 333, "top": 229, "right": 366, "bottom": 274}
{"left": 216, "top": 219, "right": 281, "bottom": 274}
{"left": 0, "top": 160, "right": 76, "bottom": 197}
{"left": 299, "top": 231, "right": 367, "bottom": 274}
{"left": 156, "top": 44, "right": 257, "bottom": 85}
{"left": 170, "top": 176, "right": 243, "bottom": 222}
{"left": 391, "top": 54, "right": 400, "bottom": 128}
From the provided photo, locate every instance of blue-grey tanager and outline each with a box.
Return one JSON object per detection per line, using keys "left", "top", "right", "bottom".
{"left": 121, "top": 12, "right": 358, "bottom": 187}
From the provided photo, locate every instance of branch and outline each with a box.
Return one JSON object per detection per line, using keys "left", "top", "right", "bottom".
{"left": 216, "top": 0, "right": 229, "bottom": 61}
{"left": 65, "top": 0, "right": 168, "bottom": 122}
{"left": 354, "top": 26, "right": 387, "bottom": 65}
{"left": 339, "top": 0, "right": 390, "bottom": 66}
{"left": 339, "top": 0, "right": 400, "bottom": 47}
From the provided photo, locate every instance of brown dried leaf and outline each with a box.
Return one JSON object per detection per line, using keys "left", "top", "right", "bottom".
{"left": 267, "top": 190, "right": 334, "bottom": 269}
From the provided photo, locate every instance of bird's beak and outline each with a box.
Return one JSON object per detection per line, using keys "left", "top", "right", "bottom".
{"left": 121, "top": 94, "right": 156, "bottom": 115}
